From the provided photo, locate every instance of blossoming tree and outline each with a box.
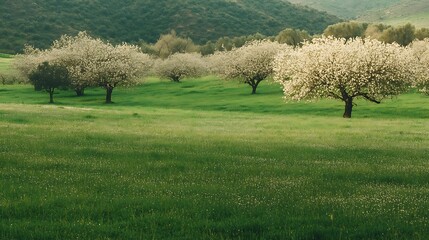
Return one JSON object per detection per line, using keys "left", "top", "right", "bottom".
{"left": 94, "top": 43, "right": 152, "bottom": 103}
{"left": 14, "top": 45, "right": 54, "bottom": 81}
{"left": 216, "top": 40, "right": 290, "bottom": 94}
{"left": 274, "top": 37, "right": 415, "bottom": 118}
{"left": 49, "top": 32, "right": 107, "bottom": 96}
{"left": 15, "top": 32, "right": 151, "bottom": 103}
{"left": 411, "top": 39, "right": 429, "bottom": 94}
{"left": 153, "top": 53, "right": 207, "bottom": 82}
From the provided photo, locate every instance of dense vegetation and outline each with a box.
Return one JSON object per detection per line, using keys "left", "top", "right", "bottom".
{"left": 1, "top": 78, "right": 429, "bottom": 239}
{"left": 0, "top": 0, "right": 340, "bottom": 54}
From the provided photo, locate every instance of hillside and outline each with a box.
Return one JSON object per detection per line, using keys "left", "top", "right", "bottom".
{"left": 287, "top": 0, "right": 429, "bottom": 28}
{"left": 0, "top": 0, "right": 340, "bottom": 53}
{"left": 286, "top": 0, "right": 401, "bottom": 19}
{"left": 357, "top": 0, "right": 429, "bottom": 28}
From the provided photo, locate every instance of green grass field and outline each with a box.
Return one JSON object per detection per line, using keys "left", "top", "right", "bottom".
{"left": 1, "top": 78, "right": 429, "bottom": 239}
{"left": 0, "top": 54, "right": 19, "bottom": 85}
{"left": 0, "top": 54, "right": 13, "bottom": 74}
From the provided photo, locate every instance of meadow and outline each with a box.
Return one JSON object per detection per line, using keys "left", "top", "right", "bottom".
{"left": 0, "top": 54, "right": 13, "bottom": 73}
{"left": 1, "top": 77, "right": 429, "bottom": 239}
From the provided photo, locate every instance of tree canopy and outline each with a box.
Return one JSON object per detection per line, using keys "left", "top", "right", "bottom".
{"left": 214, "top": 40, "right": 291, "bottom": 94}
{"left": 28, "top": 62, "right": 70, "bottom": 103}
{"left": 274, "top": 37, "right": 415, "bottom": 118}
{"left": 411, "top": 39, "right": 429, "bottom": 94}
{"left": 15, "top": 32, "right": 152, "bottom": 103}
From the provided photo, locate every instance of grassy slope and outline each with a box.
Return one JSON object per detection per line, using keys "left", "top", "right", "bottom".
{"left": 358, "top": 1, "right": 429, "bottom": 28}
{"left": 287, "top": 0, "right": 429, "bottom": 28}
{"left": 0, "top": 54, "right": 16, "bottom": 78}
{"left": 1, "top": 78, "right": 429, "bottom": 239}
{"left": 0, "top": 54, "right": 12, "bottom": 71}
{"left": 286, "top": 0, "right": 401, "bottom": 19}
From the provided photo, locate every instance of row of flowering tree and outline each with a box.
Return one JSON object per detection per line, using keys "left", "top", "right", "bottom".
{"left": 13, "top": 32, "right": 429, "bottom": 118}
{"left": 15, "top": 32, "right": 152, "bottom": 103}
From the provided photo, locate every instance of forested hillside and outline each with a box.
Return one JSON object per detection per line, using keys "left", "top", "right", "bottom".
{"left": 0, "top": 0, "right": 340, "bottom": 53}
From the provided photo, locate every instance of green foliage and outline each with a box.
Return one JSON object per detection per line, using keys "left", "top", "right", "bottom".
{"left": 28, "top": 62, "right": 70, "bottom": 103}
{"left": 0, "top": 0, "right": 341, "bottom": 53}
{"left": 324, "top": 22, "right": 426, "bottom": 46}
{"left": 323, "top": 21, "right": 368, "bottom": 39}
{"left": 275, "top": 28, "right": 311, "bottom": 47}
{"left": 379, "top": 23, "right": 416, "bottom": 46}
{"left": 0, "top": 79, "right": 429, "bottom": 239}
{"left": 198, "top": 33, "right": 268, "bottom": 54}
{"left": 152, "top": 31, "right": 198, "bottom": 59}
{"left": 415, "top": 28, "right": 429, "bottom": 40}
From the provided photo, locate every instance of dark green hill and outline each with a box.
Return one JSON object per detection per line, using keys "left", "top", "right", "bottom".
{"left": 0, "top": 0, "right": 340, "bottom": 53}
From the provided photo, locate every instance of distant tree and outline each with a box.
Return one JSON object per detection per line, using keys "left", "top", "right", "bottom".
{"left": 19, "top": 32, "right": 152, "bottom": 103}
{"left": 91, "top": 43, "right": 152, "bottom": 103}
{"left": 380, "top": 23, "right": 415, "bottom": 46}
{"left": 213, "top": 33, "right": 267, "bottom": 52}
{"left": 275, "top": 28, "right": 311, "bottom": 47}
{"left": 154, "top": 53, "right": 207, "bottom": 82}
{"left": 323, "top": 21, "right": 367, "bottom": 40}
{"left": 154, "top": 31, "right": 198, "bottom": 59}
{"left": 364, "top": 23, "right": 389, "bottom": 40}
{"left": 217, "top": 40, "right": 291, "bottom": 94}
{"left": 49, "top": 32, "right": 107, "bottom": 96}
{"left": 28, "top": 62, "right": 70, "bottom": 103}
{"left": 215, "top": 37, "right": 234, "bottom": 51}
{"left": 411, "top": 39, "right": 429, "bottom": 94}
{"left": 199, "top": 41, "right": 217, "bottom": 56}
{"left": 365, "top": 23, "right": 416, "bottom": 46}
{"left": 274, "top": 37, "right": 415, "bottom": 118}
{"left": 415, "top": 28, "right": 429, "bottom": 40}
{"left": 15, "top": 33, "right": 98, "bottom": 96}
{"left": 138, "top": 40, "right": 159, "bottom": 56}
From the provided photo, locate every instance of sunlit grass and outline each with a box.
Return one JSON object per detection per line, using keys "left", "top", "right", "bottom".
{"left": 1, "top": 78, "right": 429, "bottom": 239}
{"left": 0, "top": 54, "right": 14, "bottom": 74}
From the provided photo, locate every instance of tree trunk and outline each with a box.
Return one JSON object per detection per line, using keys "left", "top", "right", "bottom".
{"left": 172, "top": 76, "right": 181, "bottom": 82}
{"left": 343, "top": 97, "right": 353, "bottom": 118}
{"left": 105, "top": 86, "right": 114, "bottom": 104}
{"left": 249, "top": 79, "right": 262, "bottom": 94}
{"left": 75, "top": 87, "right": 85, "bottom": 96}
{"left": 49, "top": 90, "right": 54, "bottom": 104}
{"left": 251, "top": 84, "right": 257, "bottom": 94}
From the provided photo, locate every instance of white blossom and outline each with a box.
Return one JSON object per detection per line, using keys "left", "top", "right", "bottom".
{"left": 153, "top": 53, "right": 207, "bottom": 82}
{"left": 410, "top": 38, "right": 429, "bottom": 94}
{"left": 14, "top": 32, "right": 152, "bottom": 102}
{"left": 211, "top": 40, "right": 291, "bottom": 94}
{"left": 274, "top": 36, "right": 415, "bottom": 118}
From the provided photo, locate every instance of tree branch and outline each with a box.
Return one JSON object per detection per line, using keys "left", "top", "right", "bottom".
{"left": 328, "top": 91, "right": 342, "bottom": 100}
{"left": 361, "top": 93, "right": 381, "bottom": 104}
